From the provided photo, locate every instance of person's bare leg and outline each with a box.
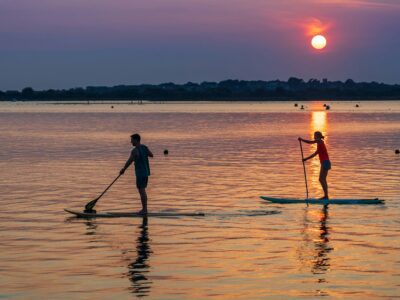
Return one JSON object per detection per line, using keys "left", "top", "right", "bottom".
{"left": 138, "top": 188, "right": 148, "bottom": 214}
{"left": 319, "top": 168, "right": 329, "bottom": 199}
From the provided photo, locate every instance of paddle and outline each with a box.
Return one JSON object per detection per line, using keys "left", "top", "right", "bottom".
{"left": 84, "top": 174, "right": 122, "bottom": 213}
{"left": 299, "top": 139, "right": 309, "bottom": 204}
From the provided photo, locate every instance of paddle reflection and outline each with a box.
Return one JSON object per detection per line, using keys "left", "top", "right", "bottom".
{"left": 298, "top": 205, "right": 333, "bottom": 296}
{"left": 127, "top": 216, "right": 152, "bottom": 297}
{"left": 84, "top": 220, "right": 98, "bottom": 235}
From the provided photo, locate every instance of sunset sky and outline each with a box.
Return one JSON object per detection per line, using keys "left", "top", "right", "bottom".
{"left": 1, "top": 0, "right": 399, "bottom": 90}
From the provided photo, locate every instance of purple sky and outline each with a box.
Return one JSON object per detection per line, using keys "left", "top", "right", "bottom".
{"left": 1, "top": 0, "right": 399, "bottom": 90}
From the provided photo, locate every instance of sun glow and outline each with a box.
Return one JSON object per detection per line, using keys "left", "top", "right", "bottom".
{"left": 310, "top": 111, "right": 328, "bottom": 187}
{"left": 311, "top": 35, "right": 327, "bottom": 50}
{"left": 311, "top": 111, "right": 327, "bottom": 137}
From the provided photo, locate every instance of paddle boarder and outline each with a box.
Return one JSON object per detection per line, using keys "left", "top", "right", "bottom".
{"left": 298, "top": 131, "right": 331, "bottom": 200}
{"left": 120, "top": 134, "right": 153, "bottom": 214}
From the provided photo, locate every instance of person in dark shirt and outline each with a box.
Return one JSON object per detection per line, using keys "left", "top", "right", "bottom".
{"left": 299, "top": 131, "right": 331, "bottom": 200}
{"left": 120, "top": 133, "right": 154, "bottom": 214}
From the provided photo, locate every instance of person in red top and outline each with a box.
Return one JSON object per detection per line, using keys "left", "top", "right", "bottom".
{"left": 298, "top": 131, "right": 331, "bottom": 199}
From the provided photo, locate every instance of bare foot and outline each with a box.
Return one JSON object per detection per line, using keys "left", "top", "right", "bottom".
{"left": 318, "top": 196, "right": 329, "bottom": 200}
{"left": 137, "top": 210, "right": 148, "bottom": 215}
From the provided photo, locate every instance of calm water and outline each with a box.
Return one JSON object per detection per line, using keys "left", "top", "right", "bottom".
{"left": 0, "top": 101, "right": 399, "bottom": 299}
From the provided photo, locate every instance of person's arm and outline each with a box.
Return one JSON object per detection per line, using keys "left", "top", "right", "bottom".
{"left": 298, "top": 137, "right": 316, "bottom": 144}
{"left": 120, "top": 149, "right": 138, "bottom": 175}
{"left": 303, "top": 150, "right": 318, "bottom": 162}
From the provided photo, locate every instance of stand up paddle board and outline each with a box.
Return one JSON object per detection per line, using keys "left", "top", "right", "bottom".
{"left": 65, "top": 209, "right": 205, "bottom": 218}
{"left": 260, "top": 196, "right": 384, "bottom": 205}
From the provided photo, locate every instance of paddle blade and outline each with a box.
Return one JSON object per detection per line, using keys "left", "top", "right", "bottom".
{"left": 85, "top": 198, "right": 98, "bottom": 212}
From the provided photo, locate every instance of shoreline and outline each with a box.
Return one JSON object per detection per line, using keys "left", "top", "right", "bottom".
{"left": 2, "top": 98, "right": 400, "bottom": 104}
{"left": 1, "top": 100, "right": 399, "bottom": 114}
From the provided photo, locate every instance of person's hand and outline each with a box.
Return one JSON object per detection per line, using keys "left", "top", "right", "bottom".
{"left": 119, "top": 168, "right": 125, "bottom": 175}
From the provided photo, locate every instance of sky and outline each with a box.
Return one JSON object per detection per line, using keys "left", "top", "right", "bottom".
{"left": 0, "top": 0, "right": 399, "bottom": 90}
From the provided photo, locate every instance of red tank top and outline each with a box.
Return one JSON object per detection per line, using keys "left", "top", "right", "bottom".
{"left": 317, "top": 141, "right": 329, "bottom": 162}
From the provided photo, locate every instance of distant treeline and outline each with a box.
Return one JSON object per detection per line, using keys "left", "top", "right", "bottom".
{"left": 1, "top": 78, "right": 400, "bottom": 101}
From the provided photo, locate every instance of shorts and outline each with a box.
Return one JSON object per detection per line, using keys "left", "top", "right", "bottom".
{"left": 321, "top": 160, "right": 331, "bottom": 170}
{"left": 136, "top": 176, "right": 148, "bottom": 189}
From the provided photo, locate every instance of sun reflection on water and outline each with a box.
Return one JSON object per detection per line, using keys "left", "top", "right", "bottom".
{"left": 309, "top": 111, "right": 329, "bottom": 193}
{"left": 310, "top": 111, "right": 328, "bottom": 138}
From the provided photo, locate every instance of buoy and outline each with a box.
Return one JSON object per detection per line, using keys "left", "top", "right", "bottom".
{"left": 164, "top": 149, "right": 169, "bottom": 155}
{"left": 355, "top": 104, "right": 359, "bottom": 108}
{"left": 111, "top": 106, "right": 114, "bottom": 109}
{"left": 294, "top": 103, "right": 298, "bottom": 107}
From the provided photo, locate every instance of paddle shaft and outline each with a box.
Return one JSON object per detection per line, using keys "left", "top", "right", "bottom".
{"left": 85, "top": 174, "right": 122, "bottom": 211}
{"left": 95, "top": 174, "right": 121, "bottom": 201}
{"left": 299, "top": 140, "right": 309, "bottom": 199}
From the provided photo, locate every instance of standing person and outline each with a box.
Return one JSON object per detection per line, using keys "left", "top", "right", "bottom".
{"left": 120, "top": 134, "right": 153, "bottom": 214}
{"left": 298, "top": 131, "right": 331, "bottom": 199}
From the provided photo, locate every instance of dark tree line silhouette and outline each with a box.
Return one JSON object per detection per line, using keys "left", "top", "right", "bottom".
{"left": 1, "top": 78, "right": 399, "bottom": 101}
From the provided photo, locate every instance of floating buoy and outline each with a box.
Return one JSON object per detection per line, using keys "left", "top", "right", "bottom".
{"left": 294, "top": 103, "right": 298, "bottom": 107}
{"left": 355, "top": 104, "right": 359, "bottom": 108}
{"left": 111, "top": 106, "right": 114, "bottom": 109}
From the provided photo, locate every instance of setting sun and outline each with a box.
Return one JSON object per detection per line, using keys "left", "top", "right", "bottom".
{"left": 311, "top": 35, "right": 327, "bottom": 50}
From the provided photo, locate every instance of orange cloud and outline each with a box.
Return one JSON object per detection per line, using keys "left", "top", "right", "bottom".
{"left": 305, "top": 18, "right": 332, "bottom": 37}
{"left": 308, "top": 0, "right": 400, "bottom": 10}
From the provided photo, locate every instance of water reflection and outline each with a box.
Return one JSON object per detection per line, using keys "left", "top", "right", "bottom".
{"left": 127, "top": 216, "right": 152, "bottom": 297}
{"left": 311, "top": 205, "right": 332, "bottom": 275}
{"left": 310, "top": 111, "right": 329, "bottom": 191}
{"left": 4, "top": 107, "right": 400, "bottom": 299}
{"left": 310, "top": 111, "right": 328, "bottom": 138}
{"left": 81, "top": 217, "right": 152, "bottom": 297}
{"left": 298, "top": 205, "right": 333, "bottom": 296}
{"left": 84, "top": 220, "right": 98, "bottom": 236}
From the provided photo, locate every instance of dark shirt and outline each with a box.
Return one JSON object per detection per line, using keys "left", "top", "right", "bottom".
{"left": 134, "top": 145, "right": 151, "bottom": 177}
